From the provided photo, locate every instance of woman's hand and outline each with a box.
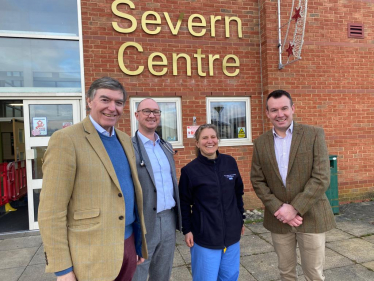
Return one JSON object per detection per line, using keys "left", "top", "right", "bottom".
{"left": 185, "top": 232, "right": 194, "bottom": 247}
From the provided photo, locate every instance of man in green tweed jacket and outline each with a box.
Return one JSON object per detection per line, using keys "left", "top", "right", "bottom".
{"left": 251, "top": 90, "right": 336, "bottom": 281}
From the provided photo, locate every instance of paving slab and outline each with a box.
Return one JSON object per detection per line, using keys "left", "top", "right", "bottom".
{"left": 170, "top": 265, "right": 192, "bottom": 281}
{"left": 324, "top": 264, "right": 374, "bottom": 281}
{"left": 175, "top": 231, "right": 185, "bottom": 246}
{"left": 0, "top": 235, "right": 42, "bottom": 251}
{"left": 238, "top": 264, "right": 257, "bottom": 281}
{"left": 240, "top": 252, "right": 280, "bottom": 281}
{"left": 324, "top": 248, "right": 354, "bottom": 270}
{"left": 335, "top": 220, "right": 374, "bottom": 237}
{"left": 362, "top": 261, "right": 374, "bottom": 271}
{"left": 0, "top": 247, "right": 39, "bottom": 269}
{"left": 0, "top": 230, "right": 40, "bottom": 240}
{"left": 338, "top": 201, "right": 374, "bottom": 222}
{"left": 362, "top": 234, "right": 374, "bottom": 244}
{"left": 245, "top": 223, "right": 269, "bottom": 234}
{"left": 173, "top": 247, "right": 186, "bottom": 267}
{"left": 176, "top": 244, "right": 191, "bottom": 265}
{"left": 18, "top": 264, "right": 56, "bottom": 281}
{"left": 240, "top": 234, "right": 274, "bottom": 256}
{"left": 327, "top": 238, "right": 374, "bottom": 263}
{"left": 242, "top": 225, "right": 254, "bottom": 235}
{"left": 1, "top": 266, "right": 25, "bottom": 281}
{"left": 325, "top": 228, "right": 354, "bottom": 242}
{"left": 259, "top": 232, "right": 273, "bottom": 245}
{"left": 30, "top": 245, "right": 46, "bottom": 265}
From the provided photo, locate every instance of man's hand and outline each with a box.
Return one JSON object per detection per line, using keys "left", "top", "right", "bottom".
{"left": 241, "top": 225, "right": 245, "bottom": 235}
{"left": 185, "top": 232, "right": 194, "bottom": 247}
{"left": 274, "top": 203, "right": 298, "bottom": 223}
{"left": 137, "top": 256, "right": 145, "bottom": 265}
{"left": 57, "top": 271, "right": 76, "bottom": 281}
{"left": 286, "top": 215, "right": 303, "bottom": 227}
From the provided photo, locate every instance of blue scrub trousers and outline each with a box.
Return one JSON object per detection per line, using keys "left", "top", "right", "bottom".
{"left": 190, "top": 241, "right": 240, "bottom": 281}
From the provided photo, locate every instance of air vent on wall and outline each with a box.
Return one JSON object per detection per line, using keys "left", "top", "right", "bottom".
{"left": 348, "top": 23, "right": 364, "bottom": 39}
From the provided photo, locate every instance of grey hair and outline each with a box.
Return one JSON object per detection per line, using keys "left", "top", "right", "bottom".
{"left": 86, "top": 77, "right": 127, "bottom": 101}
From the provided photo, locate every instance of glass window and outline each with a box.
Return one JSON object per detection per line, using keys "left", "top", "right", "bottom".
{"left": 28, "top": 104, "right": 73, "bottom": 137}
{"left": 130, "top": 97, "right": 183, "bottom": 147}
{"left": 0, "top": 0, "right": 78, "bottom": 35}
{"left": 206, "top": 97, "right": 252, "bottom": 146}
{"left": 0, "top": 100, "right": 23, "bottom": 117}
{"left": 31, "top": 146, "right": 47, "bottom": 179}
{"left": 0, "top": 38, "right": 81, "bottom": 90}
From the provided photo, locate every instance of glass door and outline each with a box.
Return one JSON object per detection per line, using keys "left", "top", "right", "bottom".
{"left": 23, "top": 100, "right": 80, "bottom": 230}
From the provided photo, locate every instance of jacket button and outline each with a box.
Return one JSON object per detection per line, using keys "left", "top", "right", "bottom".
{"left": 154, "top": 189, "right": 156, "bottom": 193}
{"left": 119, "top": 216, "right": 124, "bottom": 220}
{"left": 118, "top": 193, "right": 122, "bottom": 197}
{"left": 153, "top": 207, "right": 156, "bottom": 211}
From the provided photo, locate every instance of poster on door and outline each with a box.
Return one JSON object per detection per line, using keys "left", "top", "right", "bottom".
{"left": 32, "top": 117, "right": 47, "bottom": 136}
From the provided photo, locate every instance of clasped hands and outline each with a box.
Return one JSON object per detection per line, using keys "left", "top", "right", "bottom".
{"left": 274, "top": 203, "right": 303, "bottom": 227}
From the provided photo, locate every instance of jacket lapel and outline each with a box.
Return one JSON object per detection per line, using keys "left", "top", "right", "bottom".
{"left": 287, "top": 122, "right": 303, "bottom": 175}
{"left": 83, "top": 117, "right": 121, "bottom": 191}
{"left": 265, "top": 130, "right": 283, "bottom": 183}
{"left": 132, "top": 135, "right": 157, "bottom": 188}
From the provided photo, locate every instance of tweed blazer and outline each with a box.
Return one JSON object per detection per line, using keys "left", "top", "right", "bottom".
{"left": 38, "top": 116, "right": 148, "bottom": 281}
{"left": 251, "top": 122, "right": 336, "bottom": 234}
{"left": 132, "top": 133, "right": 182, "bottom": 238}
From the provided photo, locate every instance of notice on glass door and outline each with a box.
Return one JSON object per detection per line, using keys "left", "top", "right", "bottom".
{"left": 32, "top": 117, "right": 47, "bottom": 136}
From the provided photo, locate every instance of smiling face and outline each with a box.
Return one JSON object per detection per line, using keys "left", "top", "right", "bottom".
{"left": 196, "top": 128, "right": 219, "bottom": 159}
{"left": 266, "top": 95, "right": 295, "bottom": 137}
{"left": 135, "top": 98, "right": 161, "bottom": 135}
{"left": 87, "top": 88, "right": 125, "bottom": 133}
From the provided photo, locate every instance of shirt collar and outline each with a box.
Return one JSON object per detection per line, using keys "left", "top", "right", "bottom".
{"left": 89, "top": 115, "right": 116, "bottom": 137}
{"left": 272, "top": 121, "right": 294, "bottom": 138}
{"left": 137, "top": 130, "right": 160, "bottom": 145}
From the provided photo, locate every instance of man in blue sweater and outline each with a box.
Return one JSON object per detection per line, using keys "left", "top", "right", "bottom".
{"left": 38, "top": 77, "right": 147, "bottom": 281}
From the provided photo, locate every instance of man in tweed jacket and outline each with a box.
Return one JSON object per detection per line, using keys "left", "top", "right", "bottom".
{"left": 38, "top": 77, "right": 147, "bottom": 281}
{"left": 251, "top": 90, "right": 336, "bottom": 281}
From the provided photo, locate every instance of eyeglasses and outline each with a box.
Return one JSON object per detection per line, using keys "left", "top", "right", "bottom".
{"left": 137, "top": 109, "right": 162, "bottom": 116}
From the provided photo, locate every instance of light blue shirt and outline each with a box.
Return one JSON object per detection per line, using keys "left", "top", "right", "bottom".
{"left": 137, "top": 131, "right": 175, "bottom": 213}
{"left": 273, "top": 122, "right": 293, "bottom": 187}
{"left": 89, "top": 115, "right": 116, "bottom": 137}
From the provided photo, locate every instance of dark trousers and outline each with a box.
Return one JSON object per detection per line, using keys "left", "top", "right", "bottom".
{"left": 114, "top": 233, "right": 137, "bottom": 281}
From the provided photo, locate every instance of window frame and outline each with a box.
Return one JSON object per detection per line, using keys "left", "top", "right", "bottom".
{"left": 0, "top": 0, "right": 85, "bottom": 102}
{"left": 206, "top": 96, "right": 252, "bottom": 146}
{"left": 130, "top": 97, "right": 183, "bottom": 148}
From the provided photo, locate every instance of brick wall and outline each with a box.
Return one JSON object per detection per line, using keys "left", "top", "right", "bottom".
{"left": 81, "top": 0, "right": 374, "bottom": 209}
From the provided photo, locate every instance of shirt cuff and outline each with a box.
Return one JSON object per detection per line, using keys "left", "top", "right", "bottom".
{"left": 55, "top": 267, "right": 73, "bottom": 276}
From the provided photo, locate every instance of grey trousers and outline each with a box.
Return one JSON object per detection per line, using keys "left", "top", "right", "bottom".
{"left": 133, "top": 209, "right": 177, "bottom": 281}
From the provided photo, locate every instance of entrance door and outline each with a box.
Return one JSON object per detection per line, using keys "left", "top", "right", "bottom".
{"left": 23, "top": 100, "right": 80, "bottom": 230}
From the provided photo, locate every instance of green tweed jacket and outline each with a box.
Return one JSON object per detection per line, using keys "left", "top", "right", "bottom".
{"left": 250, "top": 122, "right": 336, "bottom": 234}
{"left": 38, "top": 116, "right": 148, "bottom": 281}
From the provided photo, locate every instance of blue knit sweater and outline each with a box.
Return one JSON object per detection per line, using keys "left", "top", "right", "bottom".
{"left": 99, "top": 133, "right": 136, "bottom": 239}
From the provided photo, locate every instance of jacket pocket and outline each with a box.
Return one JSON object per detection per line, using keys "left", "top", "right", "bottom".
{"left": 74, "top": 208, "right": 100, "bottom": 220}
{"left": 69, "top": 209, "right": 101, "bottom": 230}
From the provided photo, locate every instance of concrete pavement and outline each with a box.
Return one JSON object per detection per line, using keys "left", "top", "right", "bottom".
{"left": 1, "top": 201, "right": 373, "bottom": 281}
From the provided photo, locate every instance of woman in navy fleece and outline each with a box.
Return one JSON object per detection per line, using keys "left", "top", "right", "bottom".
{"left": 179, "top": 124, "right": 245, "bottom": 281}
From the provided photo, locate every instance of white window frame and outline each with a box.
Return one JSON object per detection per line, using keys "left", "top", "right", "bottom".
{"left": 0, "top": 0, "right": 85, "bottom": 118}
{"left": 130, "top": 97, "right": 183, "bottom": 148}
{"left": 206, "top": 97, "right": 252, "bottom": 146}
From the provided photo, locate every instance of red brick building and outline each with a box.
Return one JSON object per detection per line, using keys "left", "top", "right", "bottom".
{"left": 80, "top": 0, "right": 373, "bottom": 207}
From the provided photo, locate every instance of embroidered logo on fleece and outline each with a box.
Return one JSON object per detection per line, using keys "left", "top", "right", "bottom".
{"left": 224, "top": 174, "right": 236, "bottom": 180}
